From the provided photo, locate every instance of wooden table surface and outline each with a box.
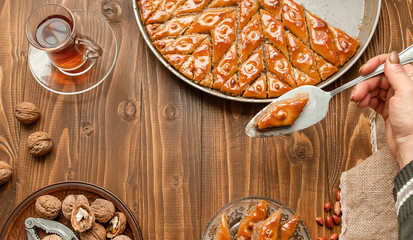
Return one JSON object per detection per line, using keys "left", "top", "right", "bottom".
{"left": 0, "top": 0, "right": 411, "bottom": 239}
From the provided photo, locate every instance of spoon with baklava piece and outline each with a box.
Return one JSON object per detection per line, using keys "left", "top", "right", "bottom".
{"left": 246, "top": 44, "right": 413, "bottom": 138}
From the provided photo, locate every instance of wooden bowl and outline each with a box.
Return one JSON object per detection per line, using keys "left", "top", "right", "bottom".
{"left": 0, "top": 181, "right": 143, "bottom": 239}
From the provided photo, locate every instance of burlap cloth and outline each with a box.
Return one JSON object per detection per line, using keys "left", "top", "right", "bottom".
{"left": 339, "top": 111, "right": 399, "bottom": 240}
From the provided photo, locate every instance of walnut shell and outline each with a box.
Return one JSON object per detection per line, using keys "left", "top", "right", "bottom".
{"left": 71, "top": 204, "right": 95, "bottom": 233}
{"left": 27, "top": 131, "right": 53, "bottom": 157}
{"left": 35, "top": 195, "right": 62, "bottom": 219}
{"left": 112, "top": 235, "right": 131, "bottom": 240}
{"left": 15, "top": 102, "right": 41, "bottom": 125}
{"left": 0, "top": 161, "right": 12, "bottom": 186}
{"left": 79, "top": 222, "right": 106, "bottom": 240}
{"left": 106, "top": 212, "right": 127, "bottom": 238}
{"left": 42, "top": 234, "right": 63, "bottom": 240}
{"left": 90, "top": 198, "right": 115, "bottom": 223}
{"left": 62, "top": 194, "right": 89, "bottom": 220}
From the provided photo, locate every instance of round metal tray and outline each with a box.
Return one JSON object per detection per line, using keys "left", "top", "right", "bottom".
{"left": 132, "top": 0, "right": 382, "bottom": 103}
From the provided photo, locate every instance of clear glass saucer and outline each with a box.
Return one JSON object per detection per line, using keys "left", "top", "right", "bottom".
{"left": 28, "top": 10, "right": 118, "bottom": 95}
{"left": 202, "top": 196, "right": 311, "bottom": 240}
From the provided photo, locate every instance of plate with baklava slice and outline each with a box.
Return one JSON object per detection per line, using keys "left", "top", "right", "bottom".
{"left": 202, "top": 196, "right": 310, "bottom": 240}
{"left": 133, "top": 0, "right": 381, "bottom": 102}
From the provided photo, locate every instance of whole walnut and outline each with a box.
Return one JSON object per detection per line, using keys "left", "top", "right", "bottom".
{"left": 0, "top": 161, "right": 12, "bottom": 186}
{"left": 106, "top": 212, "right": 127, "bottom": 238}
{"left": 15, "top": 102, "right": 41, "bottom": 125}
{"left": 90, "top": 198, "right": 115, "bottom": 223}
{"left": 27, "top": 131, "right": 53, "bottom": 157}
{"left": 79, "top": 222, "right": 106, "bottom": 240}
{"left": 71, "top": 204, "right": 95, "bottom": 233}
{"left": 112, "top": 235, "right": 131, "bottom": 240}
{"left": 42, "top": 234, "right": 63, "bottom": 240}
{"left": 62, "top": 194, "right": 89, "bottom": 220}
{"left": 35, "top": 195, "right": 62, "bottom": 219}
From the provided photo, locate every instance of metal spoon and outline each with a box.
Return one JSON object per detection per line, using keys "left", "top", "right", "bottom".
{"left": 246, "top": 44, "right": 413, "bottom": 138}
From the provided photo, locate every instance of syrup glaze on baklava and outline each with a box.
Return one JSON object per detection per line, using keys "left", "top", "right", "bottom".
{"left": 139, "top": 0, "right": 359, "bottom": 99}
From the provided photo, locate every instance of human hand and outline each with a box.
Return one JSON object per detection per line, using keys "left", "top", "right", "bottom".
{"left": 351, "top": 51, "right": 413, "bottom": 169}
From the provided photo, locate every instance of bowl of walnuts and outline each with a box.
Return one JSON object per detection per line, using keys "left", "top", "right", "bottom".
{"left": 0, "top": 181, "right": 143, "bottom": 240}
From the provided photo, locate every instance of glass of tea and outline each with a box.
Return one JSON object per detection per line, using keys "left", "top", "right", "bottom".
{"left": 25, "top": 4, "right": 102, "bottom": 75}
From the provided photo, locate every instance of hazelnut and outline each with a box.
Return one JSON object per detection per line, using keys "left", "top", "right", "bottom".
{"left": 90, "top": 198, "right": 115, "bottom": 223}
{"left": 325, "top": 216, "right": 334, "bottom": 229}
{"left": 79, "top": 222, "right": 106, "bottom": 240}
{"left": 0, "top": 161, "right": 12, "bottom": 186}
{"left": 329, "top": 233, "right": 339, "bottom": 240}
{"left": 106, "top": 212, "right": 127, "bottom": 238}
{"left": 315, "top": 216, "right": 323, "bottom": 226}
{"left": 71, "top": 204, "right": 95, "bottom": 233}
{"left": 15, "top": 102, "right": 41, "bottom": 124}
{"left": 35, "top": 195, "right": 62, "bottom": 219}
{"left": 324, "top": 202, "right": 331, "bottom": 211}
{"left": 62, "top": 194, "right": 89, "bottom": 220}
{"left": 27, "top": 132, "right": 53, "bottom": 156}
{"left": 113, "top": 236, "right": 131, "bottom": 240}
{"left": 42, "top": 234, "right": 63, "bottom": 240}
{"left": 332, "top": 214, "right": 341, "bottom": 225}
{"left": 334, "top": 201, "right": 341, "bottom": 216}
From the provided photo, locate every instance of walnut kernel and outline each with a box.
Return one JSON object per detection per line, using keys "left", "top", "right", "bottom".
{"left": 79, "top": 222, "right": 106, "bottom": 240}
{"left": 35, "top": 195, "right": 62, "bottom": 219}
{"left": 106, "top": 212, "right": 127, "bottom": 238}
{"left": 42, "top": 234, "right": 63, "bottom": 240}
{"left": 27, "top": 132, "right": 53, "bottom": 156}
{"left": 15, "top": 102, "right": 41, "bottom": 124}
{"left": 90, "top": 198, "right": 115, "bottom": 223}
{"left": 71, "top": 204, "right": 95, "bottom": 233}
{"left": 113, "top": 235, "right": 131, "bottom": 240}
{"left": 0, "top": 161, "right": 12, "bottom": 186}
{"left": 62, "top": 194, "right": 89, "bottom": 220}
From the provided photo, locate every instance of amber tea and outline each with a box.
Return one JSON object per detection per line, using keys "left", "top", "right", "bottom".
{"left": 26, "top": 4, "right": 102, "bottom": 77}
{"left": 35, "top": 14, "right": 86, "bottom": 71}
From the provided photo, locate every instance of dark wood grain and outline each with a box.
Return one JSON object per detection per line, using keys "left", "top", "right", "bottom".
{"left": 0, "top": 0, "right": 411, "bottom": 239}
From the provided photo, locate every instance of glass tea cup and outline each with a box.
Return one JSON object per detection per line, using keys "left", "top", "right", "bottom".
{"left": 25, "top": 4, "right": 102, "bottom": 75}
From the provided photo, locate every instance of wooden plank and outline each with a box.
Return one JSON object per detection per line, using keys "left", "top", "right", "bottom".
{"left": 138, "top": 47, "right": 202, "bottom": 238}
